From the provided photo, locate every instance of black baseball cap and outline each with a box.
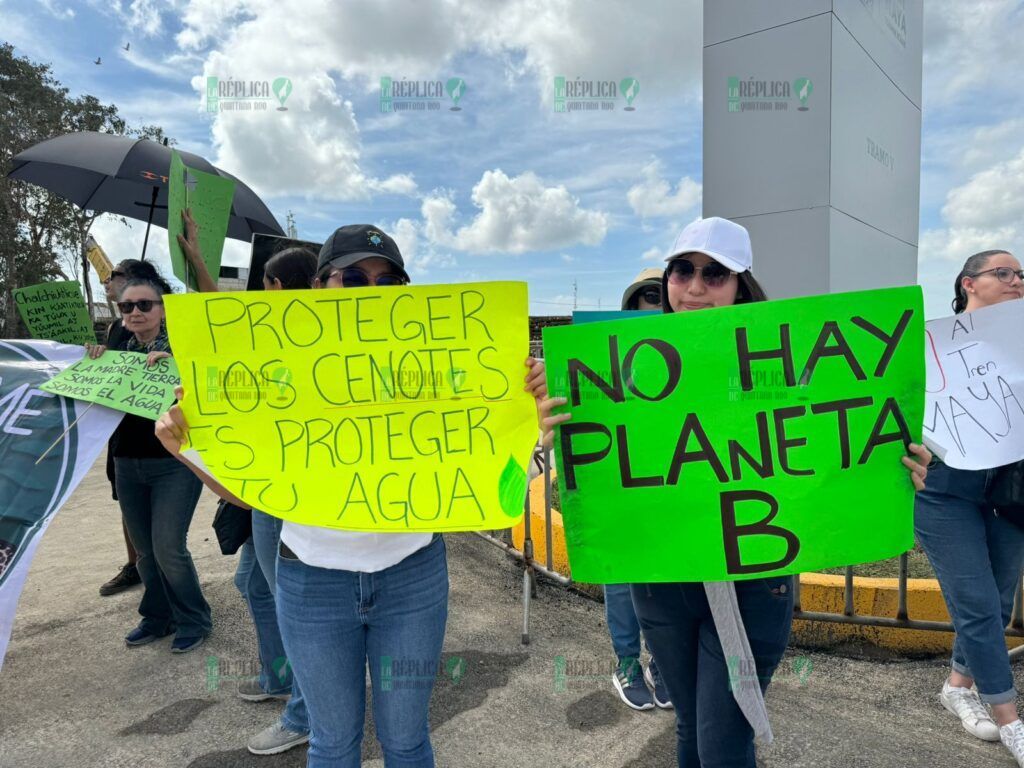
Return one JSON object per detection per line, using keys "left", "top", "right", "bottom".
{"left": 316, "top": 224, "right": 408, "bottom": 280}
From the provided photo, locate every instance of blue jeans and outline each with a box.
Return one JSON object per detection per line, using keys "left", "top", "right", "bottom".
{"left": 915, "top": 461, "right": 1024, "bottom": 704}
{"left": 276, "top": 535, "right": 449, "bottom": 768}
{"left": 234, "top": 509, "right": 309, "bottom": 733}
{"left": 115, "top": 457, "right": 210, "bottom": 638}
{"left": 631, "top": 578, "right": 794, "bottom": 768}
{"left": 604, "top": 584, "right": 651, "bottom": 661}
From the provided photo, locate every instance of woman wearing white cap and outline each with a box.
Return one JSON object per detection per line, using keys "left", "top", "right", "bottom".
{"left": 540, "top": 217, "right": 932, "bottom": 767}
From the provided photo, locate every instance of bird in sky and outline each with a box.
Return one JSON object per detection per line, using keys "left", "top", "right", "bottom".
{"left": 123, "top": 42, "right": 130, "bottom": 52}
{"left": 94, "top": 57, "right": 101, "bottom": 65}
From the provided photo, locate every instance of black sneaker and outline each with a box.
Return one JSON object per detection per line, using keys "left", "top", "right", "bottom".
{"left": 100, "top": 563, "right": 141, "bottom": 596}
{"left": 644, "top": 658, "right": 673, "bottom": 709}
{"left": 612, "top": 657, "right": 655, "bottom": 711}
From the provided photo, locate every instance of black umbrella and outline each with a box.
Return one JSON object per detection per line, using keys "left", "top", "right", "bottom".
{"left": 6, "top": 131, "right": 284, "bottom": 259}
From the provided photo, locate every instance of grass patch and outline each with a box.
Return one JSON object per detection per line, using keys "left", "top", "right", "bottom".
{"left": 819, "top": 545, "right": 934, "bottom": 579}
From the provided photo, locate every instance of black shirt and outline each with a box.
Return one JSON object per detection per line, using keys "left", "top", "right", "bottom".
{"left": 108, "top": 324, "right": 173, "bottom": 460}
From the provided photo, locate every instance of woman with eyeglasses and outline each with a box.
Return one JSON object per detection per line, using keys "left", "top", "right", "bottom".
{"left": 156, "top": 224, "right": 549, "bottom": 767}
{"left": 87, "top": 273, "right": 212, "bottom": 653}
{"left": 915, "top": 250, "right": 1024, "bottom": 766}
{"left": 620, "top": 268, "right": 664, "bottom": 312}
{"left": 97, "top": 259, "right": 173, "bottom": 597}
{"left": 540, "top": 217, "right": 931, "bottom": 767}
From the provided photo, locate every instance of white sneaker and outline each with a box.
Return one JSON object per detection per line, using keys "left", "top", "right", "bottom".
{"left": 1000, "top": 720, "right": 1024, "bottom": 767}
{"left": 940, "top": 681, "right": 1000, "bottom": 741}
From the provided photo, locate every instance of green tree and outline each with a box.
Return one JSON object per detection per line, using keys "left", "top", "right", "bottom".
{"left": 0, "top": 44, "right": 173, "bottom": 337}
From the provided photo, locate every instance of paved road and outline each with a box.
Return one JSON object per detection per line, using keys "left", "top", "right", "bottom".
{"left": 2, "top": 458, "right": 1023, "bottom": 767}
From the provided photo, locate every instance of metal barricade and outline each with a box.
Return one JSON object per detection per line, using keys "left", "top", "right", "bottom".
{"left": 474, "top": 446, "right": 571, "bottom": 644}
{"left": 477, "top": 447, "right": 1024, "bottom": 654}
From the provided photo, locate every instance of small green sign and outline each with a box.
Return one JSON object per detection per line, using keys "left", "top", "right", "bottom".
{"left": 167, "top": 150, "right": 236, "bottom": 292}
{"left": 39, "top": 350, "right": 179, "bottom": 420}
{"left": 13, "top": 281, "right": 96, "bottom": 345}
{"left": 542, "top": 286, "right": 925, "bottom": 583}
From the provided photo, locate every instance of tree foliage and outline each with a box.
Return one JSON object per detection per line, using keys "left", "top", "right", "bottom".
{"left": 0, "top": 43, "right": 173, "bottom": 337}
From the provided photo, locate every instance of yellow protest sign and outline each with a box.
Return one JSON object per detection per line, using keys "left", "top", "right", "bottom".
{"left": 85, "top": 236, "right": 114, "bottom": 283}
{"left": 163, "top": 282, "right": 538, "bottom": 532}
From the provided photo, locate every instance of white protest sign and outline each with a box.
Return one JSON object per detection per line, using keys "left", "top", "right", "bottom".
{"left": 923, "top": 300, "right": 1024, "bottom": 469}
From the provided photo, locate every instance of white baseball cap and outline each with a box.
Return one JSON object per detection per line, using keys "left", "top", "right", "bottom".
{"left": 665, "top": 217, "right": 752, "bottom": 273}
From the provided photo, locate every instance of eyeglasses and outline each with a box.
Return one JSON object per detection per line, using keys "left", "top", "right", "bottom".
{"left": 639, "top": 287, "right": 662, "bottom": 306}
{"left": 328, "top": 268, "right": 407, "bottom": 288}
{"left": 103, "top": 270, "right": 126, "bottom": 285}
{"left": 971, "top": 267, "right": 1024, "bottom": 284}
{"left": 117, "top": 299, "right": 163, "bottom": 314}
{"left": 667, "top": 258, "right": 736, "bottom": 288}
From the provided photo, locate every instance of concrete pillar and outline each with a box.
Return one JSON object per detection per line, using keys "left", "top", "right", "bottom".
{"left": 702, "top": 1, "right": 923, "bottom": 299}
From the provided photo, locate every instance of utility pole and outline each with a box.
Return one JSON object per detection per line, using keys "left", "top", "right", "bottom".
{"left": 572, "top": 280, "right": 578, "bottom": 311}
{"left": 286, "top": 211, "right": 297, "bottom": 239}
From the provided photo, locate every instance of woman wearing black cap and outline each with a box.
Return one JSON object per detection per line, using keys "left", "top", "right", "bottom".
{"left": 156, "top": 223, "right": 548, "bottom": 767}
{"left": 539, "top": 217, "right": 931, "bottom": 767}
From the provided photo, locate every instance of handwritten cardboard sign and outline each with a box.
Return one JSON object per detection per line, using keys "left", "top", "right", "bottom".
{"left": 542, "top": 286, "right": 925, "bottom": 583}
{"left": 167, "top": 150, "right": 236, "bottom": 291}
{"left": 13, "top": 282, "right": 96, "bottom": 345}
{"left": 39, "top": 350, "right": 179, "bottom": 420}
{"left": 923, "top": 300, "right": 1024, "bottom": 469}
{"left": 163, "top": 282, "right": 538, "bottom": 531}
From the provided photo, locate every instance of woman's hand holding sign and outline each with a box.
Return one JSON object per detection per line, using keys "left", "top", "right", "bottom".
{"left": 155, "top": 386, "right": 189, "bottom": 454}
{"left": 903, "top": 442, "right": 931, "bottom": 491}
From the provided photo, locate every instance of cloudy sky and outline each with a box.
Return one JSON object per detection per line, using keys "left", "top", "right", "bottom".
{"left": 4, "top": 0, "right": 1024, "bottom": 318}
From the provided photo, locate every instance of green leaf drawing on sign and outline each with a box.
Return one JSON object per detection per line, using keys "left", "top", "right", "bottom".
{"left": 498, "top": 454, "right": 527, "bottom": 517}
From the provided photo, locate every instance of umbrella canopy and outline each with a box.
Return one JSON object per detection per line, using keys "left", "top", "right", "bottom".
{"left": 6, "top": 132, "right": 284, "bottom": 250}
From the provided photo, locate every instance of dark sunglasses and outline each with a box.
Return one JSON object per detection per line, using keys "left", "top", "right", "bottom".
{"left": 639, "top": 287, "right": 662, "bottom": 306}
{"left": 328, "top": 267, "right": 407, "bottom": 288}
{"left": 104, "top": 270, "right": 126, "bottom": 284}
{"left": 971, "top": 267, "right": 1024, "bottom": 284}
{"left": 117, "top": 299, "right": 163, "bottom": 314}
{"left": 667, "top": 258, "right": 735, "bottom": 288}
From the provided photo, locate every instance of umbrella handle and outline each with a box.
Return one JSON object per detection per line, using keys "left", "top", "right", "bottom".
{"left": 140, "top": 186, "right": 159, "bottom": 261}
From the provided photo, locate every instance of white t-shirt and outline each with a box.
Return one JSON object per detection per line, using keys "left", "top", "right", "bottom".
{"left": 280, "top": 522, "right": 432, "bottom": 573}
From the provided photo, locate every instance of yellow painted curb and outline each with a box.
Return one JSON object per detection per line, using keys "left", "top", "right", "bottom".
{"left": 513, "top": 473, "right": 1024, "bottom": 654}
{"left": 793, "top": 572, "right": 1024, "bottom": 653}
{"left": 512, "top": 471, "right": 570, "bottom": 575}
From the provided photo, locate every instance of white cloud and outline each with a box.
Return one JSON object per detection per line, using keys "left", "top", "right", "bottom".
{"left": 420, "top": 169, "right": 608, "bottom": 254}
{"left": 384, "top": 216, "right": 456, "bottom": 275}
{"left": 641, "top": 246, "right": 663, "bottom": 262}
{"left": 166, "top": 0, "right": 702, "bottom": 205}
{"left": 924, "top": 1, "right": 1024, "bottom": 106}
{"left": 114, "top": 0, "right": 169, "bottom": 36}
{"left": 627, "top": 160, "right": 701, "bottom": 218}
{"left": 918, "top": 148, "right": 1024, "bottom": 317}
{"left": 943, "top": 149, "right": 1024, "bottom": 231}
